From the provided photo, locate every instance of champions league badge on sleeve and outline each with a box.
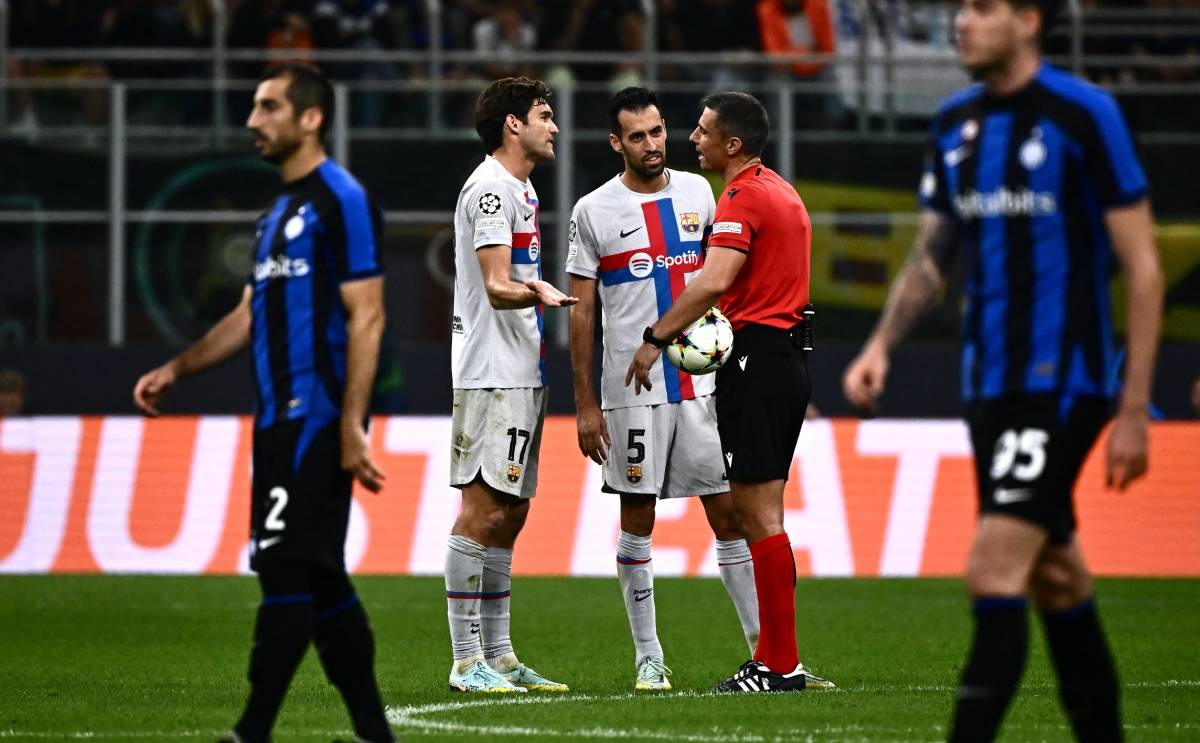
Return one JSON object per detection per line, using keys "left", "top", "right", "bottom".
{"left": 479, "top": 192, "right": 502, "bottom": 215}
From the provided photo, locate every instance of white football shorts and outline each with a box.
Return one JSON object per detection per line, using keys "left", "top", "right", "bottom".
{"left": 450, "top": 387, "right": 547, "bottom": 499}
{"left": 601, "top": 395, "right": 728, "bottom": 499}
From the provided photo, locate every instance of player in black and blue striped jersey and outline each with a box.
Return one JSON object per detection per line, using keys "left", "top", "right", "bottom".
{"left": 134, "top": 64, "right": 393, "bottom": 743}
{"left": 844, "top": 1, "right": 1163, "bottom": 740}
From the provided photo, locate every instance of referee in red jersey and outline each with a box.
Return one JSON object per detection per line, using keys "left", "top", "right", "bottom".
{"left": 626, "top": 92, "right": 833, "bottom": 693}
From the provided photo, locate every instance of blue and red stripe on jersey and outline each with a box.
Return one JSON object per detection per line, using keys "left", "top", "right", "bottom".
{"left": 509, "top": 192, "right": 546, "bottom": 385}
{"left": 596, "top": 198, "right": 701, "bottom": 403}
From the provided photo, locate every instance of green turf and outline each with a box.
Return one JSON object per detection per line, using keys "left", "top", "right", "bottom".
{"left": 1, "top": 576, "right": 1197, "bottom": 741}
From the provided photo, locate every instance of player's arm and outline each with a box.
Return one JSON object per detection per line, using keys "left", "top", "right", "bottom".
{"left": 476, "top": 245, "right": 578, "bottom": 309}
{"left": 339, "top": 276, "right": 387, "bottom": 493}
{"left": 624, "top": 246, "right": 745, "bottom": 394}
{"left": 568, "top": 273, "right": 609, "bottom": 464}
{"left": 132, "top": 284, "right": 253, "bottom": 416}
{"left": 842, "top": 210, "right": 959, "bottom": 413}
{"left": 1104, "top": 198, "right": 1164, "bottom": 490}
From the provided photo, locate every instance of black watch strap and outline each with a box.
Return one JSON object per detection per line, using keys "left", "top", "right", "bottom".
{"left": 643, "top": 326, "right": 670, "bottom": 349}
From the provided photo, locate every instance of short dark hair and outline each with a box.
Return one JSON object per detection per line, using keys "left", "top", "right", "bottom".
{"left": 260, "top": 63, "right": 335, "bottom": 139}
{"left": 474, "top": 77, "right": 553, "bottom": 155}
{"left": 701, "top": 91, "right": 769, "bottom": 158}
{"left": 1010, "top": 0, "right": 1063, "bottom": 42}
{"left": 608, "top": 87, "right": 661, "bottom": 136}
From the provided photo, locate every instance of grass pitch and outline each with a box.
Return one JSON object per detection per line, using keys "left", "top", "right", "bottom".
{"left": 1, "top": 575, "right": 1197, "bottom": 742}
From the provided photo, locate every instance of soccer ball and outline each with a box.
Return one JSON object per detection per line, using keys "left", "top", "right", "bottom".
{"left": 665, "top": 307, "right": 734, "bottom": 375}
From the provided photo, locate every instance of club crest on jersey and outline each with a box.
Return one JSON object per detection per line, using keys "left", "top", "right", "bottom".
{"left": 507, "top": 464, "right": 522, "bottom": 483}
{"left": 679, "top": 211, "right": 701, "bottom": 234}
{"left": 1019, "top": 128, "right": 1047, "bottom": 170}
{"left": 961, "top": 119, "right": 979, "bottom": 141}
{"left": 284, "top": 214, "right": 306, "bottom": 241}
{"left": 626, "top": 465, "right": 643, "bottom": 484}
{"left": 479, "top": 192, "right": 501, "bottom": 215}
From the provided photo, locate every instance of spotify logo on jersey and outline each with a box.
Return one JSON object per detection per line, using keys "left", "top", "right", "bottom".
{"left": 628, "top": 252, "right": 654, "bottom": 278}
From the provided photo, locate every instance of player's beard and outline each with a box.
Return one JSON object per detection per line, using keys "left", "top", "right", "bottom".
{"left": 626, "top": 153, "right": 665, "bottom": 182}
{"left": 255, "top": 131, "right": 302, "bottom": 164}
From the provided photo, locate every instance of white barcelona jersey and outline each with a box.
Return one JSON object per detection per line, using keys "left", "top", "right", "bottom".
{"left": 452, "top": 156, "right": 545, "bottom": 389}
{"left": 566, "top": 170, "right": 716, "bottom": 409}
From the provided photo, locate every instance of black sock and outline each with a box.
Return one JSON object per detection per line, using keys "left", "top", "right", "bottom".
{"left": 235, "top": 567, "right": 314, "bottom": 743}
{"left": 1042, "top": 597, "right": 1122, "bottom": 743}
{"left": 949, "top": 596, "right": 1029, "bottom": 743}
{"left": 313, "top": 572, "right": 394, "bottom": 743}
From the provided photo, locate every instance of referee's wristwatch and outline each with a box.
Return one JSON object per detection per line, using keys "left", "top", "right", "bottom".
{"left": 643, "top": 326, "right": 670, "bottom": 349}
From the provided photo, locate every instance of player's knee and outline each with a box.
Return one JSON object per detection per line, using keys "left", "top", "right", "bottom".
{"left": 965, "top": 560, "right": 1028, "bottom": 598}
{"left": 1030, "top": 558, "right": 1092, "bottom": 611}
{"left": 619, "top": 494, "right": 656, "bottom": 535}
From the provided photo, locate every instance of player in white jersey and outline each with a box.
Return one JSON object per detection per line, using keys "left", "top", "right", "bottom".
{"left": 443, "top": 77, "right": 577, "bottom": 694}
{"left": 566, "top": 88, "right": 768, "bottom": 691}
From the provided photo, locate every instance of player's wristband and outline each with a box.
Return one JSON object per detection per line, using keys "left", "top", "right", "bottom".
{"left": 643, "top": 326, "right": 670, "bottom": 349}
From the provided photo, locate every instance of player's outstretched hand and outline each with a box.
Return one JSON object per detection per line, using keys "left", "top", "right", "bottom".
{"left": 525, "top": 279, "right": 579, "bottom": 307}
{"left": 842, "top": 342, "right": 889, "bottom": 417}
{"left": 576, "top": 403, "right": 610, "bottom": 464}
{"left": 1105, "top": 409, "right": 1149, "bottom": 491}
{"left": 625, "top": 342, "right": 659, "bottom": 395}
{"left": 133, "top": 365, "right": 177, "bottom": 417}
{"left": 341, "top": 424, "right": 387, "bottom": 493}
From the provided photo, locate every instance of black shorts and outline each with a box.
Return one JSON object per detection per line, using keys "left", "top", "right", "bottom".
{"left": 249, "top": 417, "right": 352, "bottom": 572}
{"left": 715, "top": 323, "right": 811, "bottom": 483}
{"left": 966, "top": 394, "right": 1111, "bottom": 545}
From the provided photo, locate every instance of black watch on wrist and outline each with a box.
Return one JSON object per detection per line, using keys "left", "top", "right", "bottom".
{"left": 643, "top": 326, "right": 669, "bottom": 349}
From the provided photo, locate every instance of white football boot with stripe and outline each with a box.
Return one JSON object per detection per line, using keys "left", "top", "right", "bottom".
{"left": 635, "top": 657, "right": 673, "bottom": 691}
{"left": 448, "top": 659, "right": 527, "bottom": 693}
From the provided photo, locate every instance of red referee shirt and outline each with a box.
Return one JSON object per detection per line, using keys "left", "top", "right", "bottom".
{"left": 707, "top": 164, "right": 811, "bottom": 331}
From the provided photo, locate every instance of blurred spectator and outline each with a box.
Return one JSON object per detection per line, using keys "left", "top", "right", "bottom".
{"left": 313, "top": 0, "right": 402, "bottom": 125}
{"left": 539, "top": 0, "right": 643, "bottom": 84}
{"left": 0, "top": 370, "right": 28, "bottom": 417}
{"left": 228, "top": 0, "right": 314, "bottom": 81}
{"left": 757, "top": 0, "right": 841, "bottom": 126}
{"left": 472, "top": 0, "right": 538, "bottom": 79}
{"left": 6, "top": 0, "right": 110, "bottom": 135}
{"left": 1192, "top": 377, "right": 1200, "bottom": 417}
{"left": 103, "top": 0, "right": 212, "bottom": 79}
{"left": 669, "top": 0, "right": 762, "bottom": 87}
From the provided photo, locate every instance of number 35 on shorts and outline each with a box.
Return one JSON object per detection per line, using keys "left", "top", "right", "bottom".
{"left": 990, "top": 428, "right": 1049, "bottom": 482}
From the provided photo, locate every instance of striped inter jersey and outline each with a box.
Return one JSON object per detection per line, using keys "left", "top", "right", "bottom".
{"left": 920, "top": 63, "right": 1149, "bottom": 403}
{"left": 566, "top": 170, "right": 716, "bottom": 410}
{"left": 451, "top": 156, "right": 545, "bottom": 389}
{"left": 248, "top": 159, "right": 384, "bottom": 429}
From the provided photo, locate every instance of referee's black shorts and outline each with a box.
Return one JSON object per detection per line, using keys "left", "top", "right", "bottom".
{"left": 249, "top": 416, "right": 353, "bottom": 572}
{"left": 715, "top": 322, "right": 811, "bottom": 484}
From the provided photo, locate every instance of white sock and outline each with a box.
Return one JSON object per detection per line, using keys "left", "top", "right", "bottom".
{"left": 716, "top": 538, "right": 760, "bottom": 653}
{"left": 445, "top": 534, "right": 486, "bottom": 671}
{"left": 617, "top": 530, "right": 663, "bottom": 667}
{"left": 481, "top": 547, "right": 517, "bottom": 672}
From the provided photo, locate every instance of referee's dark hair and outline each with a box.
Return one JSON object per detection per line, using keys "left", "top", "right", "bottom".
{"left": 702, "top": 91, "right": 770, "bottom": 159}
{"left": 260, "top": 63, "right": 335, "bottom": 140}
{"left": 609, "top": 87, "right": 661, "bottom": 137}
{"left": 474, "top": 77, "right": 553, "bottom": 155}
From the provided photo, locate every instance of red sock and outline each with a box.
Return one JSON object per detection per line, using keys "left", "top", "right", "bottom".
{"left": 749, "top": 532, "right": 798, "bottom": 673}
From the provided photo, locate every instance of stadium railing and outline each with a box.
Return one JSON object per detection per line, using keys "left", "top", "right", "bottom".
{"left": 0, "top": 0, "right": 1198, "bottom": 349}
